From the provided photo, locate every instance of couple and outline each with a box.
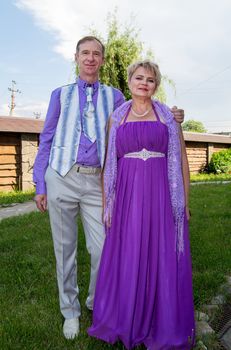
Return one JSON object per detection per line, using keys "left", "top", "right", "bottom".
{"left": 33, "top": 36, "right": 195, "bottom": 349}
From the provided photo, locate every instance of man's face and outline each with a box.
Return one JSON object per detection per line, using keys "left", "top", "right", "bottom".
{"left": 75, "top": 40, "right": 104, "bottom": 81}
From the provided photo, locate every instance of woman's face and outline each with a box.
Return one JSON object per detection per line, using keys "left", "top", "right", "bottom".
{"left": 128, "top": 67, "right": 156, "bottom": 98}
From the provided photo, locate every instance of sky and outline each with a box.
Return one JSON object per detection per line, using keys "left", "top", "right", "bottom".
{"left": 0, "top": 0, "right": 231, "bottom": 133}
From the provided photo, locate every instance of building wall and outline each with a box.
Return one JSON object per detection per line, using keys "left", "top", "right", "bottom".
{"left": 185, "top": 141, "right": 207, "bottom": 173}
{"left": 185, "top": 141, "right": 230, "bottom": 173}
{"left": 0, "top": 132, "right": 39, "bottom": 192}
{"left": 0, "top": 133, "right": 21, "bottom": 191}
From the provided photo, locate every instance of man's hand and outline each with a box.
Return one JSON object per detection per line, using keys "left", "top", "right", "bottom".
{"left": 34, "top": 194, "right": 47, "bottom": 212}
{"left": 171, "top": 106, "right": 184, "bottom": 123}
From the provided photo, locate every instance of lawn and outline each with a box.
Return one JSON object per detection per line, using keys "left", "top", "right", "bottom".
{"left": 190, "top": 183, "right": 231, "bottom": 308}
{"left": 0, "top": 183, "right": 230, "bottom": 349}
{"left": 190, "top": 173, "right": 231, "bottom": 183}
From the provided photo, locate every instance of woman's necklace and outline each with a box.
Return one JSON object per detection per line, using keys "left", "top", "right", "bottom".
{"left": 131, "top": 106, "right": 152, "bottom": 118}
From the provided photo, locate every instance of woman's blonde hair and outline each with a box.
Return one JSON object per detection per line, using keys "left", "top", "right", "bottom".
{"left": 127, "top": 60, "right": 161, "bottom": 89}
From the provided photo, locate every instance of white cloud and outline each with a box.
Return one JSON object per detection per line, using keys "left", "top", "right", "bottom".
{"left": 14, "top": 0, "right": 231, "bottom": 129}
{"left": 14, "top": 0, "right": 111, "bottom": 59}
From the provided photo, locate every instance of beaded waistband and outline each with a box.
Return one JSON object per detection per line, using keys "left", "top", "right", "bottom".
{"left": 124, "top": 148, "right": 165, "bottom": 161}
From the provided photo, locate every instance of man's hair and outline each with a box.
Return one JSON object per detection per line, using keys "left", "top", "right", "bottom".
{"left": 76, "top": 36, "right": 105, "bottom": 56}
{"left": 127, "top": 59, "right": 162, "bottom": 89}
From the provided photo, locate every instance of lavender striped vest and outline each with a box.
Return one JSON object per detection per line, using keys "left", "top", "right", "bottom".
{"left": 49, "top": 82, "right": 114, "bottom": 176}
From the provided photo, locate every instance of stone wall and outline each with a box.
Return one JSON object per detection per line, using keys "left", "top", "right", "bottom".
{"left": 21, "top": 134, "right": 39, "bottom": 191}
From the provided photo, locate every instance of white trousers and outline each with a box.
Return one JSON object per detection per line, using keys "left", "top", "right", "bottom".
{"left": 45, "top": 165, "right": 105, "bottom": 319}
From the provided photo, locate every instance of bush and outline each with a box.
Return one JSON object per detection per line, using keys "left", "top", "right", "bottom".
{"left": 0, "top": 190, "right": 35, "bottom": 205}
{"left": 208, "top": 148, "right": 231, "bottom": 174}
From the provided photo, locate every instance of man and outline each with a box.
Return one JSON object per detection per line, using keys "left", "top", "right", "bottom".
{"left": 33, "top": 36, "right": 184, "bottom": 339}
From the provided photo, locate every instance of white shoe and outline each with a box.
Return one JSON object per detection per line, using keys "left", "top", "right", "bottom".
{"left": 85, "top": 296, "right": 93, "bottom": 311}
{"left": 63, "top": 318, "right": 79, "bottom": 339}
{"left": 86, "top": 302, "right": 93, "bottom": 311}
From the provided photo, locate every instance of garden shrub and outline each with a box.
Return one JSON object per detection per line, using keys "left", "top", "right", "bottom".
{"left": 208, "top": 148, "right": 231, "bottom": 174}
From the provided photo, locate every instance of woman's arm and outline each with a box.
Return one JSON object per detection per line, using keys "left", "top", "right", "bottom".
{"left": 178, "top": 124, "right": 191, "bottom": 220}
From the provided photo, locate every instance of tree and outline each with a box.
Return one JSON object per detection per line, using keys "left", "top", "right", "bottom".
{"left": 182, "top": 119, "right": 207, "bottom": 133}
{"left": 97, "top": 13, "right": 142, "bottom": 100}
{"left": 77, "top": 11, "right": 174, "bottom": 101}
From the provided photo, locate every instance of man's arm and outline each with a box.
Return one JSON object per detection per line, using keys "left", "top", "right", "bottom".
{"left": 178, "top": 124, "right": 190, "bottom": 220}
{"left": 33, "top": 88, "right": 61, "bottom": 211}
{"left": 171, "top": 106, "right": 184, "bottom": 123}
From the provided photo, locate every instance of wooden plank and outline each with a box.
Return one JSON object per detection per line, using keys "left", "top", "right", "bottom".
{"left": 187, "top": 154, "right": 207, "bottom": 158}
{"left": 0, "top": 145, "right": 19, "bottom": 155}
{"left": 187, "top": 159, "right": 207, "bottom": 162}
{"left": 0, "top": 177, "right": 18, "bottom": 185}
{"left": 0, "top": 169, "right": 19, "bottom": 177}
{"left": 188, "top": 150, "right": 207, "bottom": 154}
{"left": 0, "top": 155, "right": 20, "bottom": 164}
{"left": 186, "top": 148, "right": 207, "bottom": 152}
{"left": 189, "top": 165, "right": 206, "bottom": 168}
{"left": 0, "top": 164, "right": 18, "bottom": 170}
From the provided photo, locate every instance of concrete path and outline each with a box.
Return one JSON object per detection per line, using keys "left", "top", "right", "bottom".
{"left": 0, "top": 201, "right": 38, "bottom": 221}
{"left": 191, "top": 180, "right": 231, "bottom": 185}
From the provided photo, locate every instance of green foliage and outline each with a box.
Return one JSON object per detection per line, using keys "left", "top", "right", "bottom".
{"left": 0, "top": 190, "right": 35, "bottom": 206}
{"left": 182, "top": 119, "right": 207, "bottom": 133}
{"left": 208, "top": 148, "right": 231, "bottom": 174}
{"left": 98, "top": 12, "right": 142, "bottom": 100}
{"left": 76, "top": 11, "right": 174, "bottom": 101}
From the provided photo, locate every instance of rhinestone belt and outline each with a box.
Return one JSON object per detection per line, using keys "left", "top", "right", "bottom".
{"left": 124, "top": 148, "right": 165, "bottom": 161}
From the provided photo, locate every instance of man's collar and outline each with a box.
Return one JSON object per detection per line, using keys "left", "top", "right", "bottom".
{"left": 77, "top": 76, "right": 99, "bottom": 92}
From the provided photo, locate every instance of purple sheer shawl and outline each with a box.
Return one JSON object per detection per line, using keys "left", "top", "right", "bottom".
{"left": 104, "top": 100, "right": 185, "bottom": 255}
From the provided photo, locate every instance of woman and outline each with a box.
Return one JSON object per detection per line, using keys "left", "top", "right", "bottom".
{"left": 88, "top": 60, "right": 195, "bottom": 349}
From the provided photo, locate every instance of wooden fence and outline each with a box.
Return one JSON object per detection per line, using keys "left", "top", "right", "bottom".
{"left": 0, "top": 124, "right": 231, "bottom": 191}
{"left": 184, "top": 132, "right": 231, "bottom": 173}
{"left": 0, "top": 133, "right": 21, "bottom": 191}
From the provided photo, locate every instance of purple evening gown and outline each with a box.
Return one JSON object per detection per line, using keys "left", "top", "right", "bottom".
{"left": 88, "top": 114, "right": 195, "bottom": 349}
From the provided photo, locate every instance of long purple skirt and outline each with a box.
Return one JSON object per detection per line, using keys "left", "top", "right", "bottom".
{"left": 88, "top": 121, "right": 195, "bottom": 349}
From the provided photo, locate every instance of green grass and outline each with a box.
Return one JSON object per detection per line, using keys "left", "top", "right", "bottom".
{"left": 0, "top": 184, "right": 230, "bottom": 349}
{"left": 0, "top": 190, "right": 35, "bottom": 206}
{"left": 190, "top": 173, "right": 231, "bottom": 182}
{"left": 190, "top": 183, "right": 231, "bottom": 308}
